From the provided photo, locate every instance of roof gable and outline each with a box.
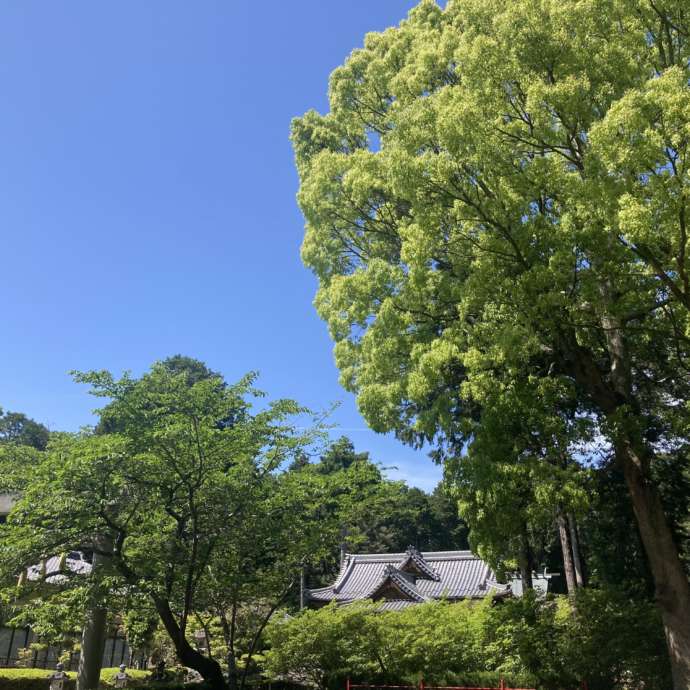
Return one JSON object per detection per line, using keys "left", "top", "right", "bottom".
{"left": 397, "top": 546, "right": 441, "bottom": 582}
{"left": 366, "top": 564, "right": 427, "bottom": 603}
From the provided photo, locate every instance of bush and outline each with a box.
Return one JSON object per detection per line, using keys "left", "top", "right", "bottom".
{"left": 485, "top": 589, "right": 672, "bottom": 690}
{"left": 426, "top": 672, "right": 537, "bottom": 689}
{"left": 0, "top": 667, "right": 196, "bottom": 690}
{"left": 264, "top": 591, "right": 671, "bottom": 690}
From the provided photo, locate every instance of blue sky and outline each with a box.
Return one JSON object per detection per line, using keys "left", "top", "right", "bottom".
{"left": 0, "top": 1, "right": 443, "bottom": 491}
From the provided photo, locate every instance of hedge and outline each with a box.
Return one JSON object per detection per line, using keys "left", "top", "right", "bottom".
{"left": 0, "top": 667, "right": 196, "bottom": 690}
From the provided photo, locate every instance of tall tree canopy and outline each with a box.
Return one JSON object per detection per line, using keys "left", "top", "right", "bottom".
{"left": 292, "top": 0, "right": 690, "bottom": 685}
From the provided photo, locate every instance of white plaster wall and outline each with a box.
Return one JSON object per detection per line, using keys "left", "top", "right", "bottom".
{"left": 0, "top": 493, "right": 16, "bottom": 515}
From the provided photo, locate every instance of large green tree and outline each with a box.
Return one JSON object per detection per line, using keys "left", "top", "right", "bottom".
{"left": 292, "top": 0, "right": 690, "bottom": 684}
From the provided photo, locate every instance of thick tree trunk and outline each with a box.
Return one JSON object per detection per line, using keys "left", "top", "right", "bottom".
{"left": 567, "top": 513, "right": 586, "bottom": 588}
{"left": 601, "top": 296, "right": 690, "bottom": 688}
{"left": 77, "top": 539, "right": 110, "bottom": 690}
{"left": 76, "top": 606, "right": 107, "bottom": 690}
{"left": 617, "top": 438, "right": 690, "bottom": 690}
{"left": 557, "top": 512, "right": 577, "bottom": 595}
{"left": 154, "top": 597, "right": 227, "bottom": 690}
{"left": 560, "top": 322, "right": 690, "bottom": 688}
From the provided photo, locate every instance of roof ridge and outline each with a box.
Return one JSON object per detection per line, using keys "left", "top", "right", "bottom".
{"left": 345, "top": 549, "right": 479, "bottom": 561}
{"left": 332, "top": 554, "right": 355, "bottom": 593}
{"left": 347, "top": 553, "right": 407, "bottom": 561}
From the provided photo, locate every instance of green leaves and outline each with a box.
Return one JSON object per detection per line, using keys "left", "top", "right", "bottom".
{"left": 292, "top": 0, "right": 690, "bottom": 614}
{"left": 0, "top": 359, "right": 327, "bottom": 677}
{"left": 292, "top": 0, "right": 690, "bottom": 442}
{"left": 265, "top": 591, "right": 669, "bottom": 690}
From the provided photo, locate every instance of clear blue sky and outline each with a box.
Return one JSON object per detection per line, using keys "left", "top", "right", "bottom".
{"left": 0, "top": 1, "right": 443, "bottom": 491}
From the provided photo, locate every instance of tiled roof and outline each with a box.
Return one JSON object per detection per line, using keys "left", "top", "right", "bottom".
{"left": 26, "top": 554, "right": 92, "bottom": 584}
{"left": 372, "top": 599, "right": 419, "bottom": 611}
{"left": 308, "top": 549, "right": 509, "bottom": 605}
{"left": 365, "top": 564, "right": 429, "bottom": 603}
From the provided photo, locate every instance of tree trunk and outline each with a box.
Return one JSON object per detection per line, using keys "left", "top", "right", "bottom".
{"left": 77, "top": 539, "right": 110, "bottom": 690}
{"left": 567, "top": 513, "right": 586, "bottom": 588}
{"left": 561, "top": 325, "right": 690, "bottom": 688}
{"left": 238, "top": 582, "right": 295, "bottom": 690}
{"left": 226, "top": 649, "right": 238, "bottom": 690}
{"left": 76, "top": 606, "right": 107, "bottom": 690}
{"left": 617, "top": 438, "right": 690, "bottom": 690}
{"left": 517, "top": 527, "right": 533, "bottom": 590}
{"left": 220, "top": 602, "right": 238, "bottom": 690}
{"left": 557, "top": 512, "right": 577, "bottom": 595}
{"left": 154, "top": 597, "right": 227, "bottom": 690}
{"left": 598, "top": 293, "right": 690, "bottom": 688}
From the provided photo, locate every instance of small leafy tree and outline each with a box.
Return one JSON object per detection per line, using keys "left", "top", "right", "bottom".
{"left": 0, "top": 408, "right": 50, "bottom": 451}
{"left": 265, "top": 602, "right": 379, "bottom": 690}
{"left": 0, "top": 361, "right": 320, "bottom": 690}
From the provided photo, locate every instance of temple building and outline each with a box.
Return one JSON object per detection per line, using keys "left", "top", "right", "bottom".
{"left": 306, "top": 547, "right": 521, "bottom": 610}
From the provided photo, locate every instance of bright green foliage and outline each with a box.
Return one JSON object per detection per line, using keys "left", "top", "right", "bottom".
{"left": 0, "top": 360, "right": 438, "bottom": 690}
{"left": 291, "top": 0, "right": 690, "bottom": 476}
{"left": 264, "top": 602, "right": 377, "bottom": 690}
{"left": 292, "top": 1, "right": 690, "bottom": 677}
{"left": 6, "top": 588, "right": 89, "bottom": 645}
{"left": 265, "top": 592, "right": 669, "bottom": 690}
